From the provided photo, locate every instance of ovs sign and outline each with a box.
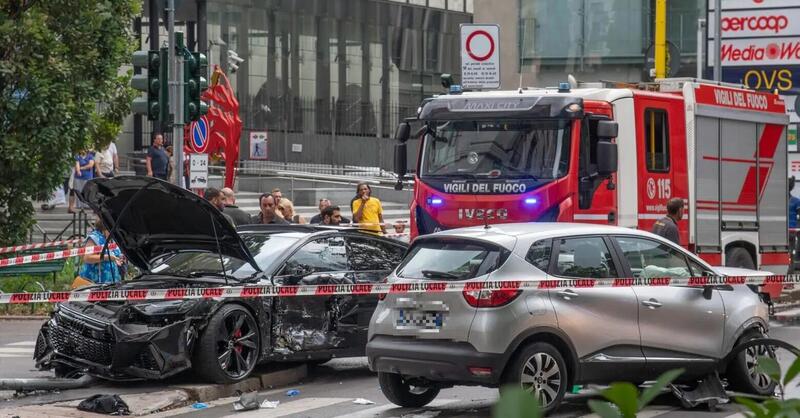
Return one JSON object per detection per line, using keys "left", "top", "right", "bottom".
{"left": 722, "top": 66, "right": 800, "bottom": 95}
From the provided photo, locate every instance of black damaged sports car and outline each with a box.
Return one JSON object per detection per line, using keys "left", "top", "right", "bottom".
{"left": 34, "top": 177, "right": 408, "bottom": 383}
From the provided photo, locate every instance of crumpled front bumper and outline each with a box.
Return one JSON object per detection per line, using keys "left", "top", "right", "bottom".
{"left": 34, "top": 306, "right": 196, "bottom": 381}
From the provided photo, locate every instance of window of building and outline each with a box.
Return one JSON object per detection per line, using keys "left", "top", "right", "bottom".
{"left": 644, "top": 108, "right": 670, "bottom": 172}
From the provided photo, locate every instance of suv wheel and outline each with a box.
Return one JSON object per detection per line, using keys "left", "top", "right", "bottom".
{"left": 727, "top": 330, "right": 778, "bottom": 396}
{"left": 503, "top": 342, "right": 567, "bottom": 414}
{"left": 378, "top": 372, "right": 440, "bottom": 407}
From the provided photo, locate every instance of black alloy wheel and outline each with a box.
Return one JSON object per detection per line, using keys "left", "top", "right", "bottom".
{"left": 195, "top": 304, "right": 260, "bottom": 383}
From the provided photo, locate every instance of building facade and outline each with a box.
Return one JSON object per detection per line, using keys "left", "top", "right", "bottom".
{"left": 121, "top": 0, "right": 472, "bottom": 169}
{"left": 474, "top": 0, "right": 705, "bottom": 89}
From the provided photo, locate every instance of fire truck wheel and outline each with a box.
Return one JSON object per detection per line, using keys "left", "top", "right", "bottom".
{"left": 726, "top": 247, "right": 755, "bottom": 270}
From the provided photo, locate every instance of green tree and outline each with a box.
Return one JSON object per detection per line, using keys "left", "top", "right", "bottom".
{"left": 0, "top": 0, "right": 140, "bottom": 245}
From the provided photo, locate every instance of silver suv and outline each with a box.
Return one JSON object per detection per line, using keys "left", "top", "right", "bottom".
{"left": 367, "top": 223, "right": 774, "bottom": 413}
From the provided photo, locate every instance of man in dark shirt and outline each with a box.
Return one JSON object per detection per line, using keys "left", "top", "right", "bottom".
{"left": 321, "top": 205, "right": 343, "bottom": 226}
{"left": 309, "top": 198, "right": 350, "bottom": 224}
{"left": 221, "top": 187, "right": 254, "bottom": 226}
{"left": 146, "top": 134, "right": 170, "bottom": 180}
{"left": 252, "top": 193, "right": 289, "bottom": 224}
{"left": 205, "top": 187, "right": 235, "bottom": 226}
{"left": 652, "top": 198, "right": 683, "bottom": 245}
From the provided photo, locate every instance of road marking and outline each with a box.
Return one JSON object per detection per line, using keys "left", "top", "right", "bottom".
{"left": 5, "top": 341, "right": 36, "bottom": 346}
{"left": 0, "top": 348, "right": 34, "bottom": 354}
{"left": 223, "top": 397, "right": 352, "bottom": 418}
{"left": 574, "top": 406, "right": 678, "bottom": 418}
{"left": 331, "top": 398, "right": 459, "bottom": 418}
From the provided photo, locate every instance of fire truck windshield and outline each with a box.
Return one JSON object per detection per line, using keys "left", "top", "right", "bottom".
{"left": 421, "top": 119, "right": 571, "bottom": 180}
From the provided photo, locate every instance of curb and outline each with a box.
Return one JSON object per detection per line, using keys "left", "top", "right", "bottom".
{"left": 0, "top": 315, "right": 49, "bottom": 320}
{"left": 0, "top": 364, "right": 308, "bottom": 417}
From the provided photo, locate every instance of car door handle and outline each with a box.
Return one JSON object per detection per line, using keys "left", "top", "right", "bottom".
{"left": 641, "top": 299, "right": 662, "bottom": 309}
{"left": 556, "top": 290, "right": 579, "bottom": 300}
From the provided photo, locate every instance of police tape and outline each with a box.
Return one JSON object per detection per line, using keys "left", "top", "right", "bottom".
{"left": 0, "top": 238, "right": 83, "bottom": 255}
{"left": 0, "top": 244, "right": 119, "bottom": 268}
{"left": 0, "top": 274, "right": 793, "bottom": 304}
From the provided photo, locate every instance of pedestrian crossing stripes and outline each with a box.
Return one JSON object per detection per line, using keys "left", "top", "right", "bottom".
{"left": 0, "top": 340, "right": 35, "bottom": 358}
{"left": 204, "top": 396, "right": 747, "bottom": 418}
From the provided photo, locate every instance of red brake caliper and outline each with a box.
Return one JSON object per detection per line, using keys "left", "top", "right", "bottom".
{"left": 233, "top": 328, "right": 243, "bottom": 353}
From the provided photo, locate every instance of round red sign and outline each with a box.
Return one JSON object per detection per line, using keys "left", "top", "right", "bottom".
{"left": 465, "top": 30, "right": 495, "bottom": 62}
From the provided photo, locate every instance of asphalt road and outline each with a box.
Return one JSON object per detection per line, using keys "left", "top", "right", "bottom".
{"left": 2, "top": 319, "right": 800, "bottom": 417}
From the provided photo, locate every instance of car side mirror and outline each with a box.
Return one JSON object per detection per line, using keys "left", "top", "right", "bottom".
{"left": 394, "top": 142, "right": 408, "bottom": 180}
{"left": 596, "top": 141, "right": 617, "bottom": 176}
{"left": 702, "top": 286, "right": 713, "bottom": 300}
{"left": 394, "top": 122, "right": 410, "bottom": 143}
{"left": 596, "top": 120, "right": 618, "bottom": 139}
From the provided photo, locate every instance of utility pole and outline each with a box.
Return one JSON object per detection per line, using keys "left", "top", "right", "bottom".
{"left": 654, "top": 0, "right": 666, "bottom": 79}
{"left": 714, "top": 0, "right": 722, "bottom": 81}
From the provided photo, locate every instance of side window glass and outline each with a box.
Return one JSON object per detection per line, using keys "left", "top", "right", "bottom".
{"left": 525, "top": 240, "right": 551, "bottom": 272}
{"left": 347, "top": 237, "right": 405, "bottom": 271}
{"left": 688, "top": 258, "right": 712, "bottom": 277}
{"left": 644, "top": 108, "right": 670, "bottom": 172}
{"left": 555, "top": 237, "right": 618, "bottom": 278}
{"left": 615, "top": 236, "right": 690, "bottom": 278}
{"left": 281, "top": 236, "right": 347, "bottom": 275}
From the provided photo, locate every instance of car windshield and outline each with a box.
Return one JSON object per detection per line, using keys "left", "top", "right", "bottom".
{"left": 396, "top": 239, "right": 506, "bottom": 280}
{"left": 148, "top": 233, "right": 300, "bottom": 280}
{"left": 421, "top": 119, "right": 571, "bottom": 179}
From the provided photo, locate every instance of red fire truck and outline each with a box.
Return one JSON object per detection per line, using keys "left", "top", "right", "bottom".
{"left": 393, "top": 78, "right": 791, "bottom": 278}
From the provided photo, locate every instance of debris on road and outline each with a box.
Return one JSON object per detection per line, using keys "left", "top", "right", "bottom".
{"left": 232, "top": 392, "right": 261, "bottom": 411}
{"left": 191, "top": 402, "right": 209, "bottom": 409}
{"left": 353, "top": 398, "right": 375, "bottom": 405}
{"left": 260, "top": 399, "right": 280, "bottom": 409}
{"left": 77, "top": 394, "right": 130, "bottom": 415}
{"left": 286, "top": 389, "right": 300, "bottom": 397}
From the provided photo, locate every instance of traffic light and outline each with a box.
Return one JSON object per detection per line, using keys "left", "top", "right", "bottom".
{"left": 131, "top": 49, "right": 169, "bottom": 122}
{"left": 184, "top": 51, "right": 209, "bottom": 123}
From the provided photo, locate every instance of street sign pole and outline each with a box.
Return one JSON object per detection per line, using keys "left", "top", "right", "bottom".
{"left": 175, "top": 33, "right": 185, "bottom": 189}
{"left": 654, "top": 0, "right": 666, "bottom": 79}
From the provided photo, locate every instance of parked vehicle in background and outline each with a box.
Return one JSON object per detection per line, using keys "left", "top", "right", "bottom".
{"left": 392, "top": 78, "right": 790, "bottom": 297}
{"left": 367, "top": 223, "right": 774, "bottom": 414}
{"left": 35, "top": 177, "right": 407, "bottom": 383}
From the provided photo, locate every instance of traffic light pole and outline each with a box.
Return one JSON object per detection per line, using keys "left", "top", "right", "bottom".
{"left": 175, "top": 36, "right": 185, "bottom": 188}
{"left": 166, "top": 0, "right": 185, "bottom": 188}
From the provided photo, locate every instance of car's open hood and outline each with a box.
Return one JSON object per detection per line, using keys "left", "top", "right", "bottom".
{"left": 81, "top": 177, "right": 260, "bottom": 273}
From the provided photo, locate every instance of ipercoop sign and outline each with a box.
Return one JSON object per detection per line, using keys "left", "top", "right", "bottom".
{"left": 708, "top": 0, "right": 800, "bottom": 95}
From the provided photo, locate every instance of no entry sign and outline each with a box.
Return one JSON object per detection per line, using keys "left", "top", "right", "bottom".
{"left": 460, "top": 24, "right": 500, "bottom": 89}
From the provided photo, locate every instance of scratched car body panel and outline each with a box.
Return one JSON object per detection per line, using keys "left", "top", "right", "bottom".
{"left": 33, "top": 177, "right": 407, "bottom": 382}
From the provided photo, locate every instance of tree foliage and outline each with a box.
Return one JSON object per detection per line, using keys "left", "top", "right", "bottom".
{"left": 0, "top": 0, "right": 140, "bottom": 245}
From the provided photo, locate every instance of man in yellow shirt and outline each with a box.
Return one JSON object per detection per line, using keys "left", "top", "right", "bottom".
{"left": 352, "top": 183, "right": 386, "bottom": 235}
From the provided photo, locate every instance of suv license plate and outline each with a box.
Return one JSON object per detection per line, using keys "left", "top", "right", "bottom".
{"left": 395, "top": 309, "right": 444, "bottom": 332}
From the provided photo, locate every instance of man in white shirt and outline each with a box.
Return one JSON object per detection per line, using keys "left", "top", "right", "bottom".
{"left": 95, "top": 142, "right": 119, "bottom": 178}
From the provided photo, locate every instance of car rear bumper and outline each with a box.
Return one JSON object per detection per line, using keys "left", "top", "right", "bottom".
{"left": 366, "top": 335, "right": 504, "bottom": 385}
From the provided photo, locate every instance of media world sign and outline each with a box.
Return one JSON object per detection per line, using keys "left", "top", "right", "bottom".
{"left": 708, "top": 0, "right": 800, "bottom": 95}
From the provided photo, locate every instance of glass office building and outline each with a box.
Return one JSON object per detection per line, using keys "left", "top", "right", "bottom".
{"left": 206, "top": 0, "right": 472, "bottom": 138}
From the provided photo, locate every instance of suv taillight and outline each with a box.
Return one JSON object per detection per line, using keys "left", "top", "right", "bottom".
{"left": 378, "top": 277, "right": 389, "bottom": 301}
{"left": 462, "top": 288, "right": 521, "bottom": 308}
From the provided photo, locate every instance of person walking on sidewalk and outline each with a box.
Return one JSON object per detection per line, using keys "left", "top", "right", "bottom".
{"left": 69, "top": 149, "right": 95, "bottom": 213}
{"left": 351, "top": 183, "right": 386, "bottom": 235}
{"left": 652, "top": 198, "right": 683, "bottom": 245}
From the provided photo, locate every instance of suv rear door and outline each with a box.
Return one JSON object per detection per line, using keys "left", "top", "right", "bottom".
{"left": 380, "top": 236, "right": 511, "bottom": 342}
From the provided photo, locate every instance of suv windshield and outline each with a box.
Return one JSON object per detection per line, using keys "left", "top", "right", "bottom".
{"left": 396, "top": 239, "right": 507, "bottom": 280}
{"left": 149, "top": 233, "right": 300, "bottom": 279}
{"left": 421, "top": 119, "right": 571, "bottom": 179}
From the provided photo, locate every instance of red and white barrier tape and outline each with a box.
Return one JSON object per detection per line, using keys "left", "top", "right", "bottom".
{"left": 0, "top": 239, "right": 83, "bottom": 255}
{"left": 0, "top": 244, "right": 118, "bottom": 268}
{"left": 0, "top": 274, "right": 791, "bottom": 304}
